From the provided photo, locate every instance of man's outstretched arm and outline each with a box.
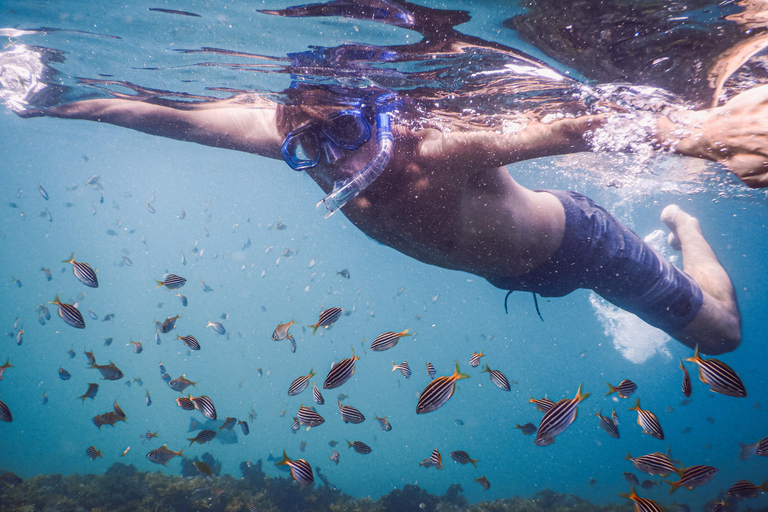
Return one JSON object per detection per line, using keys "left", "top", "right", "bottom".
{"left": 34, "top": 97, "right": 285, "bottom": 160}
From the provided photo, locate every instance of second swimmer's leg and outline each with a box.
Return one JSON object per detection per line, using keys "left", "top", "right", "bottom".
{"left": 662, "top": 205, "right": 741, "bottom": 354}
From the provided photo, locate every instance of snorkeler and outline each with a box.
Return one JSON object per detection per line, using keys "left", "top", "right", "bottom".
{"left": 5, "top": 3, "right": 768, "bottom": 355}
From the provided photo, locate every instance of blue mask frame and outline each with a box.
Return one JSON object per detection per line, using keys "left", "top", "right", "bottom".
{"left": 281, "top": 108, "right": 371, "bottom": 170}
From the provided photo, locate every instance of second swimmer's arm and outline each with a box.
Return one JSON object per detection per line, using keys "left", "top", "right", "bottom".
{"left": 38, "top": 98, "right": 285, "bottom": 159}
{"left": 654, "top": 85, "right": 768, "bottom": 188}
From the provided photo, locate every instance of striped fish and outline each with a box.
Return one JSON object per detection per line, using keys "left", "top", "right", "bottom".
{"left": 176, "top": 396, "right": 190, "bottom": 411}
{"left": 59, "top": 367, "right": 71, "bottom": 380}
{"left": 39, "top": 183, "right": 49, "bottom": 200}
{"left": 469, "top": 351, "right": 484, "bottom": 368}
{"left": 0, "top": 399, "right": 12, "bottom": 422}
{"left": 297, "top": 405, "right": 325, "bottom": 428}
{"left": 347, "top": 440, "right": 372, "bottom": 454}
{"left": 481, "top": 364, "right": 511, "bottom": 391}
{"left": 628, "top": 399, "right": 664, "bottom": 440}
{"left": 275, "top": 450, "right": 314, "bottom": 486}
{"left": 288, "top": 334, "right": 297, "bottom": 353}
{"left": 515, "top": 423, "right": 537, "bottom": 435}
{"left": 606, "top": 379, "right": 637, "bottom": 398}
{"left": 177, "top": 335, "right": 200, "bottom": 351}
{"left": 529, "top": 396, "right": 555, "bottom": 413}
{"left": 88, "top": 308, "right": 98, "bottom": 320}
{"left": 725, "top": 479, "right": 768, "bottom": 500}
{"left": 534, "top": 384, "right": 590, "bottom": 446}
{"left": 612, "top": 409, "right": 619, "bottom": 426}
{"left": 239, "top": 420, "right": 250, "bottom": 435}
{"left": 338, "top": 402, "right": 365, "bottom": 424}
{"left": 665, "top": 465, "right": 718, "bottom": 493}
{"left": 86, "top": 446, "right": 103, "bottom": 460}
{"left": 312, "top": 383, "right": 324, "bottom": 405}
{"left": 758, "top": 435, "right": 768, "bottom": 456}
{"left": 64, "top": 254, "right": 99, "bottom": 288}
{"left": 177, "top": 294, "right": 188, "bottom": 307}
{"left": 309, "top": 307, "right": 343, "bottom": 334}
{"left": 709, "top": 500, "right": 727, "bottom": 512}
{"left": 426, "top": 362, "right": 436, "bottom": 379}
{"left": 370, "top": 329, "right": 414, "bottom": 351}
{"left": 323, "top": 348, "right": 359, "bottom": 389}
{"left": 416, "top": 361, "right": 469, "bottom": 414}
{"left": 375, "top": 415, "right": 392, "bottom": 431}
{"left": 686, "top": 344, "right": 747, "bottom": 398}
{"left": 190, "top": 395, "right": 217, "bottom": 420}
{"left": 739, "top": 442, "right": 757, "bottom": 460}
{"left": 595, "top": 409, "right": 620, "bottom": 439}
{"left": 207, "top": 321, "right": 225, "bottom": 335}
{"left": 392, "top": 361, "right": 411, "bottom": 379}
{"left": 155, "top": 273, "right": 186, "bottom": 290}
{"left": 619, "top": 487, "right": 664, "bottom": 512}
{"left": 176, "top": 396, "right": 195, "bottom": 410}
{"left": 430, "top": 448, "right": 443, "bottom": 470}
{"left": 288, "top": 369, "right": 316, "bottom": 396}
{"left": 49, "top": 295, "right": 85, "bottom": 329}
{"left": 187, "top": 429, "right": 217, "bottom": 446}
{"left": 679, "top": 360, "right": 692, "bottom": 398}
{"left": 449, "top": 450, "right": 478, "bottom": 467}
{"left": 625, "top": 452, "right": 678, "bottom": 476}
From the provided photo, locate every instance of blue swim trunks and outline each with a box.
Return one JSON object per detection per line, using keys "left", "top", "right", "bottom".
{"left": 487, "top": 190, "right": 703, "bottom": 333}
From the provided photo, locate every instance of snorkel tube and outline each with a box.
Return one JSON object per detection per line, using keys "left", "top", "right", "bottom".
{"left": 316, "top": 93, "right": 398, "bottom": 218}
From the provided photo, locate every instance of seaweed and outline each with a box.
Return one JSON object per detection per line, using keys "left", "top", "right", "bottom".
{"left": 5, "top": 464, "right": 766, "bottom": 512}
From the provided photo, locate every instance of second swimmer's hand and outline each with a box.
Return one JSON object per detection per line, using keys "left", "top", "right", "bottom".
{"left": 701, "top": 85, "right": 768, "bottom": 188}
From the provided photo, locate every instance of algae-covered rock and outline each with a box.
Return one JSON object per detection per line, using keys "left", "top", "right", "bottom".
{"left": 378, "top": 483, "right": 439, "bottom": 512}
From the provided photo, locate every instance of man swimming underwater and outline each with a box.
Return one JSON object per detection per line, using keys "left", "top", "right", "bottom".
{"left": 5, "top": 2, "right": 768, "bottom": 355}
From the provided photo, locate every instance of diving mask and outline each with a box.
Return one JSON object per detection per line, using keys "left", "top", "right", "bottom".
{"left": 281, "top": 93, "right": 398, "bottom": 218}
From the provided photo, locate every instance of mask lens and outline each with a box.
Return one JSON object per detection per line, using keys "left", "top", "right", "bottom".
{"left": 282, "top": 128, "right": 321, "bottom": 170}
{"left": 325, "top": 111, "right": 370, "bottom": 149}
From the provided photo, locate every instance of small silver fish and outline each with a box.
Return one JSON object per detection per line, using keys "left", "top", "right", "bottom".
{"left": 207, "top": 321, "right": 226, "bottom": 335}
{"left": 146, "top": 444, "right": 183, "bottom": 465}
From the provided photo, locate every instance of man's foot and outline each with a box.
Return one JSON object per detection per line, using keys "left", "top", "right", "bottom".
{"left": 661, "top": 204, "right": 688, "bottom": 251}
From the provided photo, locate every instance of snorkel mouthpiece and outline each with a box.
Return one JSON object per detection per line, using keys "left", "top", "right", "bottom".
{"left": 316, "top": 93, "right": 398, "bottom": 218}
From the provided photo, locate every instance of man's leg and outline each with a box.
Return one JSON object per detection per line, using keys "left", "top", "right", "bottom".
{"left": 662, "top": 205, "right": 741, "bottom": 355}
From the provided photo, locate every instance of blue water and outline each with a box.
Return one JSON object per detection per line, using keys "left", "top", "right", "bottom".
{"left": 2, "top": 1, "right": 768, "bottom": 511}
